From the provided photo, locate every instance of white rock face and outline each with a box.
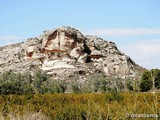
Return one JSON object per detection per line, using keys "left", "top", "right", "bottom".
{"left": 0, "top": 26, "right": 144, "bottom": 79}
{"left": 52, "top": 61, "right": 75, "bottom": 69}
{"left": 42, "top": 60, "right": 75, "bottom": 70}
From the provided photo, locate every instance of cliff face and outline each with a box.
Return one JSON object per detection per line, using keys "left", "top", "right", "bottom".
{"left": 0, "top": 26, "right": 144, "bottom": 80}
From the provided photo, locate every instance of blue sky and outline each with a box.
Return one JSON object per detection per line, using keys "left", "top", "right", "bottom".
{"left": 0, "top": 0, "right": 160, "bottom": 69}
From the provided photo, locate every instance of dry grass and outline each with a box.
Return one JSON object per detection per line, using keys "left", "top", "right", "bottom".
{"left": 0, "top": 93, "right": 159, "bottom": 120}
{"left": 0, "top": 112, "right": 51, "bottom": 120}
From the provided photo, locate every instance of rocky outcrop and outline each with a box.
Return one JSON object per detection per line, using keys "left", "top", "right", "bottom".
{"left": 0, "top": 26, "right": 144, "bottom": 80}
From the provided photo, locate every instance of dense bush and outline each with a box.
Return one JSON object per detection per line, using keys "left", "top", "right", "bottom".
{"left": 140, "top": 70, "right": 152, "bottom": 92}
{"left": 0, "top": 71, "right": 131, "bottom": 95}
{"left": 0, "top": 70, "right": 33, "bottom": 94}
{"left": 140, "top": 69, "right": 160, "bottom": 92}
{"left": 33, "top": 69, "right": 49, "bottom": 93}
{"left": 0, "top": 70, "right": 68, "bottom": 94}
{"left": 154, "top": 69, "right": 160, "bottom": 89}
{"left": 126, "top": 79, "right": 140, "bottom": 92}
{"left": 41, "top": 80, "right": 67, "bottom": 93}
{"left": 0, "top": 69, "right": 160, "bottom": 94}
{"left": 106, "top": 89, "right": 124, "bottom": 102}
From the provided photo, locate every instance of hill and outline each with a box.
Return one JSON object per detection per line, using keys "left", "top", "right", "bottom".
{"left": 0, "top": 26, "right": 145, "bottom": 80}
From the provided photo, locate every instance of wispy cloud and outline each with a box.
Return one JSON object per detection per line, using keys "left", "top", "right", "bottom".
{"left": 0, "top": 35, "right": 25, "bottom": 46}
{"left": 0, "top": 35, "right": 24, "bottom": 41}
{"left": 133, "top": 40, "right": 160, "bottom": 55}
{"left": 120, "top": 39, "right": 160, "bottom": 69}
{"left": 84, "top": 28, "right": 160, "bottom": 36}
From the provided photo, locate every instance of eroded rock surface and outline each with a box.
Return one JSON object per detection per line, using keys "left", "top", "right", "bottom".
{"left": 0, "top": 26, "right": 144, "bottom": 80}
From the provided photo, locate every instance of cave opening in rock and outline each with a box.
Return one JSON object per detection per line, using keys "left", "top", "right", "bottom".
{"left": 78, "top": 70, "right": 85, "bottom": 75}
{"left": 86, "top": 56, "right": 92, "bottom": 63}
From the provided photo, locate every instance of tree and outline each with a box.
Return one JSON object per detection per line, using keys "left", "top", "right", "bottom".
{"left": 88, "top": 72, "right": 107, "bottom": 92}
{"left": 151, "top": 69, "right": 160, "bottom": 89}
{"left": 21, "top": 72, "right": 33, "bottom": 94}
{"left": 140, "top": 69, "right": 160, "bottom": 92}
{"left": 0, "top": 71, "right": 33, "bottom": 94}
{"left": 41, "top": 80, "right": 56, "bottom": 93}
{"left": 33, "top": 69, "right": 49, "bottom": 93}
{"left": 99, "top": 78, "right": 107, "bottom": 92}
{"left": 140, "top": 70, "right": 152, "bottom": 92}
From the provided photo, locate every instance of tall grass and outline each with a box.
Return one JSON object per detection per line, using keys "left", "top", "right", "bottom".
{"left": 0, "top": 93, "right": 159, "bottom": 120}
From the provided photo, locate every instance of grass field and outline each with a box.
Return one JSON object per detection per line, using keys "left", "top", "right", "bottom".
{"left": 0, "top": 92, "right": 159, "bottom": 120}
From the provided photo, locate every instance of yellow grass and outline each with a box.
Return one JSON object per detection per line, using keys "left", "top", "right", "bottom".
{"left": 0, "top": 93, "right": 159, "bottom": 120}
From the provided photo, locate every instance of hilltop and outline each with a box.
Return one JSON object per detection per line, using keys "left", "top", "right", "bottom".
{"left": 0, "top": 26, "right": 145, "bottom": 80}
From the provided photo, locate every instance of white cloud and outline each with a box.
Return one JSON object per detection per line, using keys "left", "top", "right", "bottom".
{"left": 134, "top": 40, "right": 160, "bottom": 55}
{"left": 84, "top": 28, "right": 160, "bottom": 36}
{"left": 120, "top": 39, "right": 160, "bottom": 69}
{"left": 0, "top": 35, "right": 23, "bottom": 41}
{"left": 0, "top": 35, "right": 24, "bottom": 46}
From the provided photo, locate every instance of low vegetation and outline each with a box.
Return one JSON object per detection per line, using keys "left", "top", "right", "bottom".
{"left": 0, "top": 70, "right": 134, "bottom": 94}
{"left": 0, "top": 69, "right": 160, "bottom": 94}
{"left": 0, "top": 69, "right": 159, "bottom": 119}
{"left": 0, "top": 93, "right": 159, "bottom": 120}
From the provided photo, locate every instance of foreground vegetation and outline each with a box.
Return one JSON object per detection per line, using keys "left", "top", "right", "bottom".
{"left": 0, "top": 69, "right": 160, "bottom": 119}
{"left": 0, "top": 69, "right": 160, "bottom": 95}
{"left": 0, "top": 93, "right": 159, "bottom": 120}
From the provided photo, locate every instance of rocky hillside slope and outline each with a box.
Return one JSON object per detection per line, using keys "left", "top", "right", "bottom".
{"left": 0, "top": 26, "right": 144, "bottom": 80}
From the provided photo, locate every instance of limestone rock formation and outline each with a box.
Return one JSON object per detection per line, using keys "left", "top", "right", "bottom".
{"left": 0, "top": 26, "right": 144, "bottom": 80}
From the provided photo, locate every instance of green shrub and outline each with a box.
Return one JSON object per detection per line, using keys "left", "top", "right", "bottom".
{"left": 33, "top": 69, "right": 49, "bottom": 93}
{"left": 106, "top": 89, "right": 124, "bottom": 102}
{"left": 0, "top": 70, "right": 33, "bottom": 94}
{"left": 140, "top": 70, "right": 152, "bottom": 92}
{"left": 140, "top": 69, "right": 160, "bottom": 92}
{"left": 71, "top": 82, "right": 81, "bottom": 93}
